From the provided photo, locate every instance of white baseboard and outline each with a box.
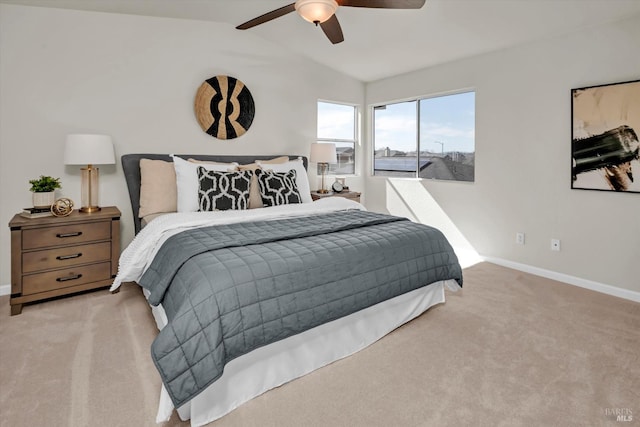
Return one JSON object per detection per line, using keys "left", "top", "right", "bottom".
{"left": 482, "top": 256, "right": 640, "bottom": 303}
{"left": 0, "top": 284, "right": 10, "bottom": 297}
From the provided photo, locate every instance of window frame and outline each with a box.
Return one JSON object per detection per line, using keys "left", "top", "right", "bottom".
{"left": 371, "top": 89, "right": 475, "bottom": 181}
{"left": 317, "top": 100, "right": 359, "bottom": 176}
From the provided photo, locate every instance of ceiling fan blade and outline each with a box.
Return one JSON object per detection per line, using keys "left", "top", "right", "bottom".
{"left": 338, "top": 0, "right": 426, "bottom": 8}
{"left": 236, "top": 3, "right": 296, "bottom": 30}
{"left": 320, "top": 14, "right": 345, "bottom": 44}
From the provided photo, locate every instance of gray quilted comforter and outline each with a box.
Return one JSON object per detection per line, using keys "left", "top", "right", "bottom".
{"left": 139, "top": 210, "right": 462, "bottom": 407}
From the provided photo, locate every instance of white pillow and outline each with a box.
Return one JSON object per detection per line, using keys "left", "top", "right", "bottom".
{"left": 172, "top": 155, "right": 238, "bottom": 212}
{"left": 256, "top": 158, "right": 312, "bottom": 203}
{"left": 138, "top": 159, "right": 177, "bottom": 218}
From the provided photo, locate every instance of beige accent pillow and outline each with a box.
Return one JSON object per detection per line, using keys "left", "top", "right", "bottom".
{"left": 239, "top": 156, "right": 290, "bottom": 209}
{"left": 187, "top": 159, "right": 240, "bottom": 169}
{"left": 259, "top": 156, "right": 290, "bottom": 165}
{"left": 139, "top": 159, "right": 177, "bottom": 219}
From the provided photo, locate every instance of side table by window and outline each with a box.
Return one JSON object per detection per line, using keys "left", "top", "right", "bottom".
{"left": 310, "top": 191, "right": 361, "bottom": 204}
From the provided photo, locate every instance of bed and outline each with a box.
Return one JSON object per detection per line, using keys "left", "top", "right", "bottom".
{"left": 114, "top": 153, "right": 463, "bottom": 426}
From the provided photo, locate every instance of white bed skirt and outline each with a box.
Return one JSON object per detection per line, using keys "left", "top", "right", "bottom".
{"left": 147, "top": 279, "right": 460, "bottom": 426}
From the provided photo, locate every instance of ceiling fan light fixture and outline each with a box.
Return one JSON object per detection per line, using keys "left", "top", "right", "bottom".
{"left": 295, "top": 0, "right": 338, "bottom": 24}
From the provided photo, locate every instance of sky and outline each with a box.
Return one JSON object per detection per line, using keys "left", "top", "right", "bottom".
{"left": 317, "top": 102, "right": 355, "bottom": 140}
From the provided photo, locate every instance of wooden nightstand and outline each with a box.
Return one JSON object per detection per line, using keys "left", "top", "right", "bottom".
{"left": 310, "top": 191, "right": 361, "bottom": 203}
{"left": 8, "top": 207, "right": 120, "bottom": 315}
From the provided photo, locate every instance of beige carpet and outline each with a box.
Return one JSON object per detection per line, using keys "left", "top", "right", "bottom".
{"left": 1, "top": 263, "right": 638, "bottom": 427}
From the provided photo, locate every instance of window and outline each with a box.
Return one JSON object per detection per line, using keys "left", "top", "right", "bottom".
{"left": 317, "top": 101, "right": 357, "bottom": 175}
{"left": 373, "top": 91, "right": 475, "bottom": 181}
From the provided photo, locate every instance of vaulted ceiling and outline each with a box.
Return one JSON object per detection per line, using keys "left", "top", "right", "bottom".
{"left": 2, "top": 0, "right": 640, "bottom": 82}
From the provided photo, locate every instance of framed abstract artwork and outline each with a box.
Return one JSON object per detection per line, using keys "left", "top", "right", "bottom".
{"left": 571, "top": 79, "right": 640, "bottom": 193}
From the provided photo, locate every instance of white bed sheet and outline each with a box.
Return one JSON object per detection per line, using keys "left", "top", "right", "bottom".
{"left": 118, "top": 198, "right": 462, "bottom": 425}
{"left": 112, "top": 197, "right": 365, "bottom": 292}
{"left": 147, "top": 279, "right": 460, "bottom": 426}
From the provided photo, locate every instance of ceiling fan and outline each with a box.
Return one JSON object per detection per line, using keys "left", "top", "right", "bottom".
{"left": 236, "top": 0, "right": 426, "bottom": 44}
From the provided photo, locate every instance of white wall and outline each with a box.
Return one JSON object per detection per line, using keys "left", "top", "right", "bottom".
{"left": 365, "top": 14, "right": 640, "bottom": 294}
{"left": 2, "top": 4, "right": 638, "bottom": 297}
{"left": 0, "top": 4, "right": 365, "bottom": 287}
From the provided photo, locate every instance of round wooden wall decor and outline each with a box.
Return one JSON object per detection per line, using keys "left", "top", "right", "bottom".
{"left": 194, "top": 75, "right": 255, "bottom": 140}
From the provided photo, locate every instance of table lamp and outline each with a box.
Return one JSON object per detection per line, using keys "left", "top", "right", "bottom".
{"left": 310, "top": 142, "right": 337, "bottom": 194}
{"left": 64, "top": 134, "right": 115, "bottom": 213}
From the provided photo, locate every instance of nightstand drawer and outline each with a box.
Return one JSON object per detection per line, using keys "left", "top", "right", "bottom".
{"left": 22, "top": 221, "right": 111, "bottom": 249}
{"left": 22, "top": 241, "right": 112, "bottom": 273}
{"left": 22, "top": 262, "right": 112, "bottom": 295}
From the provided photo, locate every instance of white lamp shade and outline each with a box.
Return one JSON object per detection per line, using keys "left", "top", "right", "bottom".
{"left": 310, "top": 142, "right": 337, "bottom": 164}
{"left": 295, "top": 0, "right": 338, "bottom": 24}
{"left": 64, "top": 134, "right": 115, "bottom": 165}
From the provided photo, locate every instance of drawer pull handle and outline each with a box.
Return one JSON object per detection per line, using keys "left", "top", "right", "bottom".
{"left": 56, "top": 274, "right": 83, "bottom": 282}
{"left": 57, "top": 231, "right": 83, "bottom": 238}
{"left": 56, "top": 253, "right": 82, "bottom": 260}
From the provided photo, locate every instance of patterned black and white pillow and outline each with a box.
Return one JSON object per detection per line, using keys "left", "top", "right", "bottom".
{"left": 197, "top": 167, "right": 252, "bottom": 211}
{"left": 255, "top": 169, "right": 302, "bottom": 206}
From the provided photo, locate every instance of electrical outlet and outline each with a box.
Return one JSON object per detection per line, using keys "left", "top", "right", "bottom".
{"left": 516, "top": 232, "right": 525, "bottom": 245}
{"left": 551, "top": 239, "right": 561, "bottom": 251}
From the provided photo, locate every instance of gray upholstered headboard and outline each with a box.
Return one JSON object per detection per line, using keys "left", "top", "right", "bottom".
{"left": 121, "top": 154, "right": 308, "bottom": 235}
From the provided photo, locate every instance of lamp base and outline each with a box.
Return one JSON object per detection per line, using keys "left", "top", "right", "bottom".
{"left": 80, "top": 165, "right": 101, "bottom": 214}
{"left": 80, "top": 206, "right": 101, "bottom": 213}
{"left": 316, "top": 189, "right": 330, "bottom": 194}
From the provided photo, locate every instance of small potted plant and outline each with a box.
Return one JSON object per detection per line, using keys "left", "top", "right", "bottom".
{"left": 29, "top": 175, "right": 62, "bottom": 208}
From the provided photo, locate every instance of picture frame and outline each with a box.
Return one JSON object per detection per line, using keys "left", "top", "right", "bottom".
{"left": 571, "top": 79, "right": 640, "bottom": 193}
